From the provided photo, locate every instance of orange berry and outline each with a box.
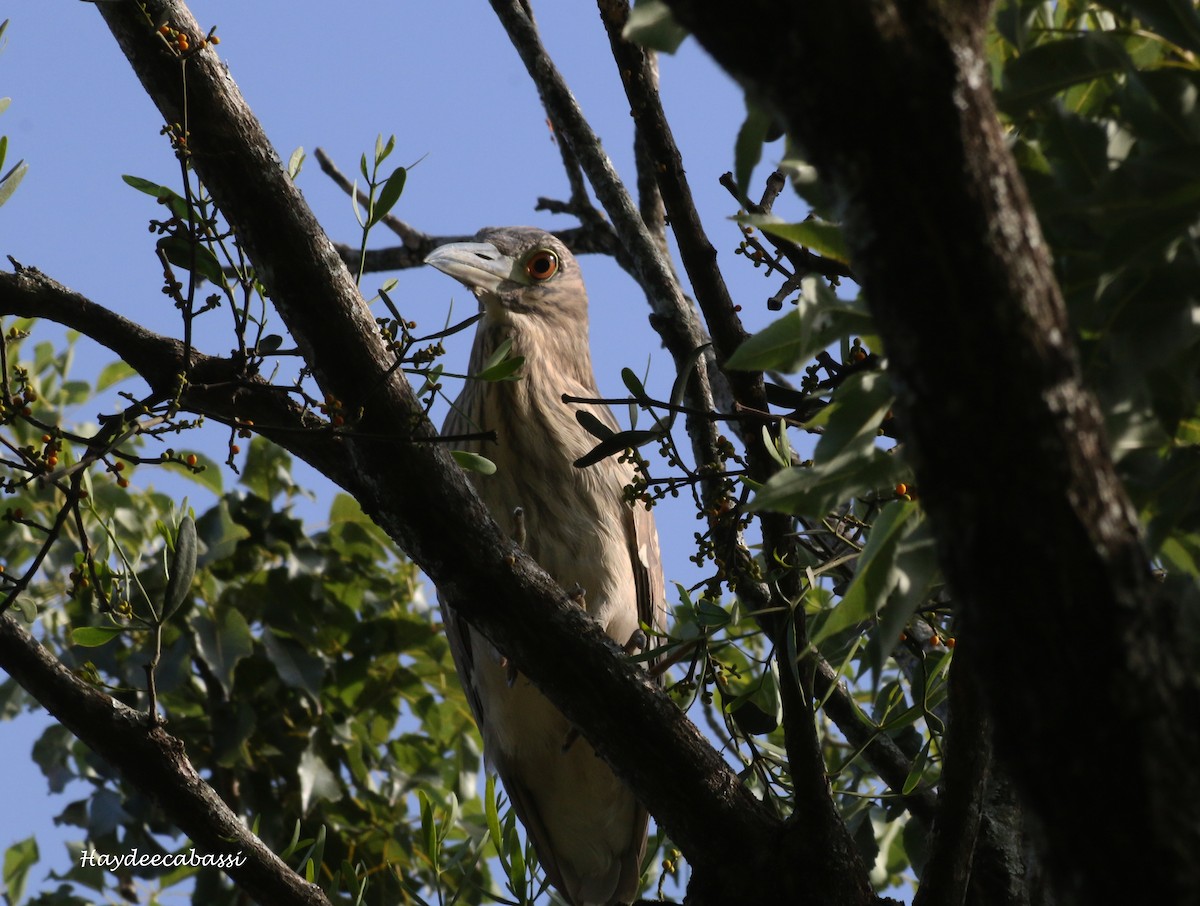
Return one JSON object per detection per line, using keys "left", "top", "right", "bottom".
{"left": 159, "top": 24, "right": 171, "bottom": 35}
{"left": 895, "top": 483, "right": 908, "bottom": 496}
{"left": 185, "top": 454, "right": 198, "bottom": 467}
{"left": 230, "top": 444, "right": 241, "bottom": 455}
{"left": 332, "top": 415, "right": 345, "bottom": 427}
{"left": 117, "top": 478, "right": 129, "bottom": 489}
{"left": 930, "top": 634, "right": 942, "bottom": 647}
{"left": 113, "top": 461, "right": 126, "bottom": 472}
{"left": 46, "top": 455, "right": 58, "bottom": 468}
{"left": 946, "top": 637, "right": 957, "bottom": 649}
{"left": 0, "top": 564, "right": 6, "bottom": 573}
{"left": 210, "top": 35, "right": 220, "bottom": 45}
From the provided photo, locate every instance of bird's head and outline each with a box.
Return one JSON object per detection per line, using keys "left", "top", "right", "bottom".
{"left": 423, "top": 227, "right": 587, "bottom": 329}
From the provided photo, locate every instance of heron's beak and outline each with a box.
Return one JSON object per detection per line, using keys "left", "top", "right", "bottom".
{"left": 423, "top": 241, "right": 518, "bottom": 295}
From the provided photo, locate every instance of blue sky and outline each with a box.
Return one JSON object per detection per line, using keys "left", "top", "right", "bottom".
{"left": 1, "top": 2, "right": 807, "bottom": 899}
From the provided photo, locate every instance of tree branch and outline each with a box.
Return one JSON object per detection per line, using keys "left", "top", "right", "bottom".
{"left": 0, "top": 611, "right": 333, "bottom": 906}
{"left": 89, "top": 3, "right": 785, "bottom": 899}
{"left": 912, "top": 644, "right": 991, "bottom": 906}
{"left": 485, "top": 0, "right": 736, "bottom": 472}
{"left": 661, "top": 1, "right": 1200, "bottom": 901}
{"left": 0, "top": 262, "right": 351, "bottom": 487}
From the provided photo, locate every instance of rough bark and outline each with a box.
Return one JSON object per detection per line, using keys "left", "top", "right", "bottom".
{"left": 660, "top": 1, "right": 1200, "bottom": 902}
{"left": 14, "top": 1, "right": 789, "bottom": 902}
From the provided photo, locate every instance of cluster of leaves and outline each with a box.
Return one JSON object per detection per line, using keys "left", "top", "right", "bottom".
{"left": 0, "top": 123, "right": 557, "bottom": 904}
{"left": 994, "top": 0, "right": 1200, "bottom": 575}
{"left": 5, "top": 2, "right": 1199, "bottom": 903}
{"left": 582, "top": 0, "right": 1200, "bottom": 890}
{"left": 0, "top": 409, "right": 557, "bottom": 906}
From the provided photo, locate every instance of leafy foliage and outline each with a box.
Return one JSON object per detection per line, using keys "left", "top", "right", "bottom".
{"left": 2, "top": 2, "right": 1199, "bottom": 904}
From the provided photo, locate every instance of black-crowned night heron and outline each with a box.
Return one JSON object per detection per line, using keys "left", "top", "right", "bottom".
{"left": 425, "top": 227, "right": 665, "bottom": 906}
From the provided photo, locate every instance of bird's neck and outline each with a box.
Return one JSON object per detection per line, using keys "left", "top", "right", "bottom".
{"left": 470, "top": 315, "right": 600, "bottom": 397}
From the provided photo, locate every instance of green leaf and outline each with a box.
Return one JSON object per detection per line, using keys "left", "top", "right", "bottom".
{"left": 3, "top": 835, "right": 38, "bottom": 906}
{"left": 96, "top": 360, "right": 136, "bottom": 391}
{"left": 473, "top": 337, "right": 524, "bottom": 383}
{"left": 813, "top": 370, "right": 894, "bottom": 463}
{"left": 669, "top": 343, "right": 708, "bottom": 412}
{"left": 419, "top": 790, "right": 438, "bottom": 867}
{"left": 368, "top": 166, "right": 406, "bottom": 228}
{"left": 574, "top": 427, "right": 664, "bottom": 468}
{"left": 162, "top": 515, "right": 197, "bottom": 621}
{"left": 998, "top": 32, "right": 1130, "bottom": 113}
{"left": 194, "top": 498, "right": 249, "bottom": 567}
{"left": 813, "top": 501, "right": 917, "bottom": 645}
{"left": 621, "top": 367, "right": 649, "bottom": 401}
{"left": 695, "top": 597, "right": 732, "bottom": 628}
{"left": 287, "top": 146, "right": 306, "bottom": 180}
{"left": 475, "top": 355, "right": 525, "bottom": 383}
{"left": 255, "top": 334, "right": 283, "bottom": 355}
{"left": 484, "top": 774, "right": 504, "bottom": 860}
{"left": 1098, "top": 0, "right": 1200, "bottom": 56}
{"left": 575, "top": 409, "right": 615, "bottom": 441}
{"left": 70, "top": 626, "right": 124, "bottom": 648}
{"left": 623, "top": 0, "right": 688, "bottom": 53}
{"left": 903, "top": 740, "right": 931, "bottom": 795}
{"left": 191, "top": 607, "right": 253, "bottom": 696}
{"left": 751, "top": 373, "right": 901, "bottom": 516}
{"left": 299, "top": 744, "right": 341, "bottom": 813}
{"left": 736, "top": 213, "right": 851, "bottom": 265}
{"left": 725, "top": 277, "right": 872, "bottom": 373}
{"left": 863, "top": 523, "right": 940, "bottom": 679}
{"left": 122, "top": 174, "right": 190, "bottom": 221}
{"left": 299, "top": 824, "right": 327, "bottom": 883}
{"left": 375, "top": 134, "right": 396, "bottom": 166}
{"left": 240, "top": 436, "right": 293, "bottom": 501}
{"left": 156, "top": 234, "right": 227, "bottom": 287}
{"left": 734, "top": 100, "right": 773, "bottom": 195}
{"left": 0, "top": 158, "right": 26, "bottom": 208}
{"left": 724, "top": 663, "right": 781, "bottom": 736}
{"left": 263, "top": 631, "right": 326, "bottom": 700}
{"left": 451, "top": 450, "right": 496, "bottom": 475}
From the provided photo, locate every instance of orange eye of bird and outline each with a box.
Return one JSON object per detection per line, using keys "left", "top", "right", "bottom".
{"left": 524, "top": 249, "right": 559, "bottom": 282}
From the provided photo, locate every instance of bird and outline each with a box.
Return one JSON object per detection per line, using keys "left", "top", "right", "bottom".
{"left": 424, "top": 227, "right": 665, "bottom": 906}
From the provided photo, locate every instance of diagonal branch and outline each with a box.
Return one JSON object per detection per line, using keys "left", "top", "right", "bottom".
{"left": 0, "top": 263, "right": 350, "bottom": 487}
{"left": 485, "top": 0, "right": 734, "bottom": 451}
{"left": 89, "top": 2, "right": 783, "bottom": 897}
{"left": 0, "top": 611, "right": 333, "bottom": 906}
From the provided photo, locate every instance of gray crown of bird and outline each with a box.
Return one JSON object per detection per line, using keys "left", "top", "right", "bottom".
{"left": 425, "top": 227, "right": 665, "bottom": 906}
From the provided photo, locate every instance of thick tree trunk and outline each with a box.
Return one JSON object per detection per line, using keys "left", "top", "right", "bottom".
{"left": 662, "top": 1, "right": 1200, "bottom": 902}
